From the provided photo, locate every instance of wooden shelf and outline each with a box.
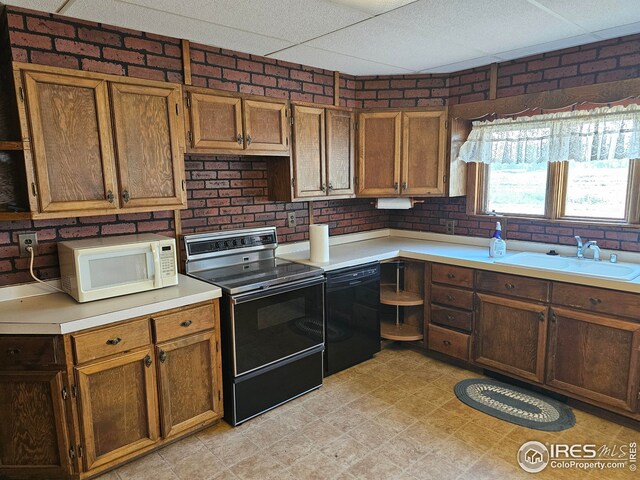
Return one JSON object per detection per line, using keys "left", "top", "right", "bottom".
{"left": 380, "top": 285, "right": 424, "bottom": 306}
{"left": 380, "top": 321, "right": 424, "bottom": 342}
{"left": 0, "top": 141, "right": 23, "bottom": 151}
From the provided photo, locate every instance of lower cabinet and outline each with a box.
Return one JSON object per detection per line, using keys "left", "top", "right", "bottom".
{"left": 75, "top": 348, "right": 160, "bottom": 471}
{"left": 547, "top": 307, "right": 640, "bottom": 412}
{"left": 473, "top": 293, "right": 548, "bottom": 383}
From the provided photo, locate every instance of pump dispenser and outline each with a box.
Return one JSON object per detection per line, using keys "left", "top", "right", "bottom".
{"left": 489, "top": 221, "right": 506, "bottom": 258}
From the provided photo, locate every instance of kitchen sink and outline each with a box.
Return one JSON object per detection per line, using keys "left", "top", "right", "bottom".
{"left": 495, "top": 252, "right": 640, "bottom": 281}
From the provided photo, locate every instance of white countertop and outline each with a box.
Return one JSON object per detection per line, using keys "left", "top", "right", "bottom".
{"left": 278, "top": 229, "right": 640, "bottom": 294}
{"left": 0, "top": 274, "right": 221, "bottom": 335}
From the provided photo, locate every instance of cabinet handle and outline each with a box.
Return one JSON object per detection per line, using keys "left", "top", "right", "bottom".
{"left": 159, "top": 350, "right": 167, "bottom": 363}
{"left": 145, "top": 355, "right": 152, "bottom": 368}
{"left": 236, "top": 133, "right": 243, "bottom": 145}
{"left": 328, "top": 183, "right": 333, "bottom": 191}
{"left": 402, "top": 181, "right": 407, "bottom": 191}
{"left": 106, "top": 337, "right": 122, "bottom": 346}
{"left": 443, "top": 340, "right": 452, "bottom": 346}
{"left": 446, "top": 314, "right": 455, "bottom": 321}
{"left": 180, "top": 320, "right": 192, "bottom": 327}
{"left": 6, "top": 348, "right": 20, "bottom": 356}
{"left": 321, "top": 184, "right": 327, "bottom": 192}
{"left": 446, "top": 294, "right": 454, "bottom": 301}
{"left": 122, "top": 190, "right": 130, "bottom": 203}
{"left": 551, "top": 313, "right": 557, "bottom": 323}
{"left": 394, "top": 182, "right": 399, "bottom": 192}
{"left": 106, "top": 190, "right": 114, "bottom": 203}
{"left": 505, "top": 283, "right": 515, "bottom": 290}
{"left": 538, "top": 312, "right": 545, "bottom": 322}
{"left": 246, "top": 135, "right": 252, "bottom": 145}
{"left": 447, "top": 273, "right": 455, "bottom": 279}
{"left": 589, "top": 297, "right": 602, "bottom": 305}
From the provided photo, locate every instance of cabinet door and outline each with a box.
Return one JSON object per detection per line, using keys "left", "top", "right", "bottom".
{"left": 474, "top": 293, "right": 548, "bottom": 383}
{"left": 76, "top": 348, "right": 159, "bottom": 471}
{"left": 547, "top": 307, "right": 640, "bottom": 412}
{"left": 243, "top": 99, "right": 289, "bottom": 152}
{"left": 156, "top": 331, "right": 222, "bottom": 439}
{"left": 0, "top": 371, "right": 72, "bottom": 478}
{"left": 188, "top": 92, "right": 243, "bottom": 150}
{"left": 110, "top": 82, "right": 185, "bottom": 209}
{"left": 292, "top": 105, "right": 326, "bottom": 198}
{"left": 401, "top": 110, "right": 446, "bottom": 196}
{"left": 22, "top": 70, "right": 117, "bottom": 212}
{"left": 326, "top": 109, "right": 355, "bottom": 197}
{"left": 357, "top": 111, "right": 401, "bottom": 196}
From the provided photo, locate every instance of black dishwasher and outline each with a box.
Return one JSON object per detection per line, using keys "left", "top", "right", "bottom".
{"left": 324, "top": 262, "right": 380, "bottom": 376}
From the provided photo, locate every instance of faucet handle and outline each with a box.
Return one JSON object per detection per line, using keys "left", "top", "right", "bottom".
{"left": 574, "top": 235, "right": 582, "bottom": 247}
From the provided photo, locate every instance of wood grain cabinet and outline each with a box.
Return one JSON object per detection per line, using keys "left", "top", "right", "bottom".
{"left": 268, "top": 104, "right": 355, "bottom": 201}
{"left": 185, "top": 87, "right": 289, "bottom": 155}
{"left": 356, "top": 109, "right": 447, "bottom": 197}
{"left": 12, "top": 62, "right": 187, "bottom": 219}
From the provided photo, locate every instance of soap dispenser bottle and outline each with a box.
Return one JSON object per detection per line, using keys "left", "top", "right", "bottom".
{"left": 489, "top": 221, "right": 506, "bottom": 258}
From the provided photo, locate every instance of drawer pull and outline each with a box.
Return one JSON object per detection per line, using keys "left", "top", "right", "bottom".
{"left": 447, "top": 273, "right": 455, "bottom": 279}
{"left": 505, "top": 283, "right": 515, "bottom": 290}
{"left": 538, "top": 312, "right": 545, "bottom": 321}
{"left": 145, "top": 355, "right": 152, "bottom": 368}
{"left": 443, "top": 340, "right": 452, "bottom": 346}
{"left": 106, "top": 337, "right": 122, "bottom": 346}
{"left": 447, "top": 315, "right": 455, "bottom": 321}
{"left": 159, "top": 350, "right": 167, "bottom": 363}
{"left": 180, "top": 320, "right": 193, "bottom": 327}
{"left": 446, "top": 294, "right": 454, "bottom": 301}
{"left": 589, "top": 297, "right": 602, "bottom": 305}
{"left": 6, "top": 348, "right": 20, "bottom": 356}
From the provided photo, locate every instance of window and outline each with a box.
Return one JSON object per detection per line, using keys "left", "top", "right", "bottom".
{"left": 460, "top": 104, "right": 640, "bottom": 224}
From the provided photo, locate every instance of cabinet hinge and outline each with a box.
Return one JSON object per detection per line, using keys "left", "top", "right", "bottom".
{"left": 290, "top": 115, "right": 294, "bottom": 126}
{"left": 187, "top": 131, "right": 193, "bottom": 143}
{"left": 291, "top": 178, "right": 295, "bottom": 188}
{"left": 637, "top": 391, "right": 640, "bottom": 400}
{"left": 443, "top": 175, "right": 447, "bottom": 184}
{"left": 185, "top": 96, "right": 191, "bottom": 108}
{"left": 182, "top": 179, "right": 186, "bottom": 191}
{"left": 286, "top": 137, "right": 289, "bottom": 146}
{"left": 218, "top": 390, "right": 221, "bottom": 402}
{"left": 354, "top": 121, "right": 358, "bottom": 131}
{"left": 445, "top": 120, "right": 449, "bottom": 129}
{"left": 71, "top": 384, "right": 78, "bottom": 398}
{"left": 18, "top": 86, "right": 24, "bottom": 102}
{"left": 216, "top": 341, "right": 219, "bottom": 353}
{"left": 69, "top": 447, "right": 75, "bottom": 460}
{"left": 78, "top": 445, "right": 83, "bottom": 458}
{"left": 31, "top": 182, "right": 37, "bottom": 197}
{"left": 175, "top": 103, "right": 179, "bottom": 116}
{"left": 354, "top": 176, "right": 358, "bottom": 187}
{"left": 61, "top": 387, "right": 68, "bottom": 401}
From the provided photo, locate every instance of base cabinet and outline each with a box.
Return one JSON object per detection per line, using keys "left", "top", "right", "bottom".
{"left": 547, "top": 307, "right": 640, "bottom": 412}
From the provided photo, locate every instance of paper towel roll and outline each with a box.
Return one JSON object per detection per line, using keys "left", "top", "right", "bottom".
{"left": 375, "top": 197, "right": 413, "bottom": 209}
{"left": 309, "top": 224, "right": 329, "bottom": 263}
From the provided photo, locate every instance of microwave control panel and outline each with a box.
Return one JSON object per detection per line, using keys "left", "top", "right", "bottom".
{"left": 159, "top": 244, "right": 177, "bottom": 277}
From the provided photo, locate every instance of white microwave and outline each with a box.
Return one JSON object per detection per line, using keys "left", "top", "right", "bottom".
{"left": 58, "top": 234, "right": 179, "bottom": 302}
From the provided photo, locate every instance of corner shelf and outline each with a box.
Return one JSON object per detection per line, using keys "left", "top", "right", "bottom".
{"left": 380, "top": 260, "right": 424, "bottom": 342}
{"left": 380, "top": 285, "right": 424, "bottom": 306}
{"left": 380, "top": 321, "right": 424, "bottom": 342}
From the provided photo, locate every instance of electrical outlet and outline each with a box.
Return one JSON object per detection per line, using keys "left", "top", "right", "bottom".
{"left": 287, "top": 211, "right": 297, "bottom": 228}
{"left": 439, "top": 219, "right": 457, "bottom": 235}
{"left": 18, "top": 232, "right": 38, "bottom": 257}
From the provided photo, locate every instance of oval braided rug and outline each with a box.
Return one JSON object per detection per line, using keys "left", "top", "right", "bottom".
{"left": 454, "top": 379, "right": 575, "bottom": 431}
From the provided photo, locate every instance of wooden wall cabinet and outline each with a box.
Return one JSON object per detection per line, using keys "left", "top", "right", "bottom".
{"left": 185, "top": 87, "right": 289, "bottom": 156}
{"left": 268, "top": 104, "right": 355, "bottom": 201}
{"left": 356, "top": 109, "right": 447, "bottom": 197}
{"left": 8, "top": 62, "right": 187, "bottom": 220}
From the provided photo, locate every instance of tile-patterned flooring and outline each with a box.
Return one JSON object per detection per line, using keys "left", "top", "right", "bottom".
{"left": 97, "top": 344, "right": 638, "bottom": 480}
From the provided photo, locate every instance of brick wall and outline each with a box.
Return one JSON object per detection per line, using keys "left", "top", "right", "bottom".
{"left": 355, "top": 74, "right": 449, "bottom": 109}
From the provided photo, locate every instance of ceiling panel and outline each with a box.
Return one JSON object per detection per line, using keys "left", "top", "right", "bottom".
{"left": 419, "top": 55, "right": 504, "bottom": 74}
{"left": 306, "top": 17, "right": 485, "bottom": 71}
{"left": 534, "top": 0, "right": 640, "bottom": 32}
{"left": 494, "top": 33, "right": 600, "bottom": 62}
{"left": 268, "top": 44, "right": 413, "bottom": 75}
{"left": 3, "top": 0, "right": 66, "bottom": 12}
{"left": 123, "top": 0, "right": 371, "bottom": 44}
{"left": 64, "top": 0, "right": 292, "bottom": 55}
{"left": 326, "top": 0, "right": 417, "bottom": 15}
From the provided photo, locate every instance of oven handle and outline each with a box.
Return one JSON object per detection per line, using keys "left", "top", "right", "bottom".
{"left": 231, "top": 276, "right": 326, "bottom": 304}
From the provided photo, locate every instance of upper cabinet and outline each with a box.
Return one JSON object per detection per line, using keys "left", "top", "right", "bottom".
{"left": 357, "top": 108, "right": 447, "bottom": 197}
{"left": 268, "top": 104, "right": 355, "bottom": 202}
{"left": 11, "top": 63, "right": 187, "bottom": 219}
{"left": 184, "top": 87, "right": 290, "bottom": 155}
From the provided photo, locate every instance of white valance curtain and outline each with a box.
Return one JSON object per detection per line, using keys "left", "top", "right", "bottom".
{"left": 458, "top": 104, "right": 640, "bottom": 164}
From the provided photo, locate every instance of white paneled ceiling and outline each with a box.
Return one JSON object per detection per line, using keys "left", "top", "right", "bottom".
{"left": 4, "top": 0, "right": 640, "bottom": 75}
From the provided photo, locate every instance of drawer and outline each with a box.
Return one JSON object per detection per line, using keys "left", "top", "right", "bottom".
{"left": 428, "top": 324, "right": 469, "bottom": 361}
{"left": 476, "top": 271, "right": 549, "bottom": 302}
{"left": 432, "top": 264, "right": 474, "bottom": 288}
{"left": 153, "top": 303, "right": 216, "bottom": 343}
{"left": 73, "top": 318, "right": 150, "bottom": 364}
{"left": 552, "top": 283, "right": 639, "bottom": 320}
{"left": 431, "top": 305, "right": 472, "bottom": 332}
{"left": 0, "top": 336, "right": 62, "bottom": 367}
{"left": 431, "top": 284, "right": 473, "bottom": 310}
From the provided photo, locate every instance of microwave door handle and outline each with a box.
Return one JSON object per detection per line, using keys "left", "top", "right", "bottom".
{"left": 151, "top": 244, "right": 162, "bottom": 288}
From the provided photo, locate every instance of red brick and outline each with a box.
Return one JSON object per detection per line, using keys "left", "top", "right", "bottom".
{"left": 596, "top": 68, "right": 638, "bottom": 83}
{"left": 252, "top": 74, "right": 277, "bottom": 87}
{"left": 103, "top": 47, "right": 144, "bottom": 64}
{"left": 290, "top": 69, "right": 313, "bottom": 82}
{"left": 167, "top": 71, "right": 183, "bottom": 83}
{"left": 496, "top": 85, "right": 526, "bottom": 97}
{"left": 364, "top": 79, "right": 389, "bottom": 90}
{"left": 579, "top": 58, "right": 618, "bottom": 74}
{"left": 223, "top": 69, "right": 250, "bottom": 82}
{"left": 124, "top": 37, "right": 163, "bottom": 53}
{"left": 11, "top": 47, "right": 28, "bottom": 62}
{"left": 449, "top": 85, "right": 472, "bottom": 95}
{"left": 237, "top": 59, "right": 263, "bottom": 73}
{"left": 390, "top": 99, "right": 417, "bottom": 107}
{"left": 528, "top": 56, "right": 560, "bottom": 71}
{"left": 497, "top": 63, "right": 526, "bottom": 77}
{"left": 278, "top": 78, "right": 301, "bottom": 90}
{"left": 193, "top": 62, "right": 223, "bottom": 78}
{"left": 264, "top": 88, "right": 289, "bottom": 99}
{"left": 558, "top": 75, "right": 595, "bottom": 88}
{"left": 290, "top": 92, "right": 313, "bottom": 102}
{"left": 10, "top": 31, "right": 52, "bottom": 50}
{"left": 7, "top": 13, "right": 24, "bottom": 29}
{"left": 146, "top": 54, "right": 182, "bottom": 70}
{"left": 526, "top": 80, "right": 558, "bottom": 93}
{"left": 314, "top": 73, "right": 333, "bottom": 86}
{"left": 460, "top": 71, "right": 486, "bottom": 84}
{"left": 303, "top": 82, "right": 324, "bottom": 94}
{"left": 599, "top": 40, "right": 640, "bottom": 58}
{"left": 560, "top": 49, "right": 597, "bottom": 65}
{"left": 137, "top": 220, "right": 169, "bottom": 232}
{"left": 31, "top": 51, "right": 79, "bottom": 69}
{"left": 265, "top": 64, "right": 289, "bottom": 77}
{"left": 543, "top": 65, "right": 577, "bottom": 79}
{"left": 620, "top": 53, "right": 640, "bottom": 67}
{"left": 59, "top": 226, "right": 100, "bottom": 238}
{"left": 313, "top": 95, "right": 333, "bottom": 104}
{"left": 127, "top": 65, "right": 165, "bottom": 81}
{"left": 78, "top": 27, "right": 122, "bottom": 46}
{"left": 190, "top": 49, "right": 205, "bottom": 63}
{"left": 26, "top": 17, "right": 75, "bottom": 38}
{"left": 161, "top": 44, "right": 179, "bottom": 58}
{"left": 55, "top": 39, "right": 100, "bottom": 57}
{"left": 81, "top": 58, "right": 124, "bottom": 75}
{"left": 512, "top": 72, "right": 543, "bottom": 84}
{"left": 363, "top": 99, "right": 389, "bottom": 108}
{"left": 390, "top": 79, "right": 415, "bottom": 89}
{"left": 239, "top": 85, "right": 264, "bottom": 95}
{"left": 207, "top": 79, "right": 238, "bottom": 91}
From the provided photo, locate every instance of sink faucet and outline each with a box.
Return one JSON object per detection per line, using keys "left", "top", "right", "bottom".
{"left": 575, "top": 236, "right": 600, "bottom": 261}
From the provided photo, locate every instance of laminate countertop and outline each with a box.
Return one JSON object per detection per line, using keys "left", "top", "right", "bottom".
{"left": 0, "top": 274, "right": 221, "bottom": 335}
{"left": 277, "top": 229, "right": 640, "bottom": 294}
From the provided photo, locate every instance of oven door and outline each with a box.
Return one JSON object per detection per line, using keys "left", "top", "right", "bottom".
{"left": 230, "top": 276, "right": 325, "bottom": 377}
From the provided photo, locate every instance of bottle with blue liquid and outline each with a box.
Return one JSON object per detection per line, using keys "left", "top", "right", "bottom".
{"left": 489, "top": 221, "right": 506, "bottom": 258}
